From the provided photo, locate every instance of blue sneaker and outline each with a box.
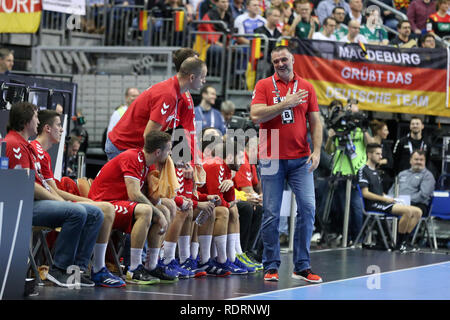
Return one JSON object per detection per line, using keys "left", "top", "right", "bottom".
{"left": 233, "top": 257, "right": 256, "bottom": 273}
{"left": 222, "top": 259, "right": 248, "bottom": 275}
{"left": 165, "top": 259, "right": 194, "bottom": 279}
{"left": 91, "top": 267, "right": 126, "bottom": 288}
{"left": 197, "top": 258, "right": 231, "bottom": 277}
{"left": 180, "top": 256, "right": 207, "bottom": 278}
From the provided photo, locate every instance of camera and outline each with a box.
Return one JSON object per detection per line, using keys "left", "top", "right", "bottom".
{"left": 228, "top": 112, "right": 259, "bottom": 132}
{"left": 326, "top": 101, "right": 369, "bottom": 135}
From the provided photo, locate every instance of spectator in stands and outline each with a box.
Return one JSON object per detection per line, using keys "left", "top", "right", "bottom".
{"left": 107, "top": 87, "right": 140, "bottom": 134}
{"left": 393, "top": 116, "right": 431, "bottom": 176}
{"left": 340, "top": 19, "right": 368, "bottom": 43}
{"left": 407, "top": 0, "right": 437, "bottom": 36}
{"left": 220, "top": 100, "right": 236, "bottom": 130}
{"left": 312, "top": 16, "right": 337, "bottom": 40}
{"left": 332, "top": 6, "right": 349, "bottom": 41}
{"left": 65, "top": 135, "right": 81, "bottom": 179}
{"left": 421, "top": 32, "right": 437, "bottom": 47}
{"left": 389, "top": 19, "right": 419, "bottom": 47}
{"left": 234, "top": 0, "right": 267, "bottom": 44}
{"left": 32, "top": 109, "right": 124, "bottom": 288}
{"left": 289, "top": 0, "right": 320, "bottom": 39}
{"left": 379, "top": 0, "right": 400, "bottom": 31}
{"left": 254, "top": 7, "right": 282, "bottom": 63}
{"left": 199, "top": 0, "right": 218, "bottom": 19}
{"left": 426, "top": 0, "right": 450, "bottom": 39}
{"left": 388, "top": 150, "right": 435, "bottom": 217}
{"left": 370, "top": 119, "right": 394, "bottom": 193}
{"left": 5, "top": 102, "right": 103, "bottom": 288}
{"left": 359, "top": 143, "right": 423, "bottom": 253}
{"left": 0, "top": 48, "right": 14, "bottom": 74}
{"left": 200, "top": 0, "right": 234, "bottom": 75}
{"left": 279, "top": 2, "right": 294, "bottom": 35}
{"left": 360, "top": 5, "right": 389, "bottom": 45}
{"left": 344, "top": 0, "right": 366, "bottom": 25}
{"left": 195, "top": 85, "right": 227, "bottom": 134}
{"left": 230, "top": 0, "right": 246, "bottom": 19}
{"left": 316, "top": 0, "right": 350, "bottom": 25}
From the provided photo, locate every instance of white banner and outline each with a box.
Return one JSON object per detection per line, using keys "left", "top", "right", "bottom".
{"left": 42, "top": 0, "right": 85, "bottom": 15}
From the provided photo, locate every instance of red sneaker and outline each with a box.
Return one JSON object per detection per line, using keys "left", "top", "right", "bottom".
{"left": 264, "top": 269, "right": 279, "bottom": 281}
{"left": 292, "top": 269, "right": 322, "bottom": 283}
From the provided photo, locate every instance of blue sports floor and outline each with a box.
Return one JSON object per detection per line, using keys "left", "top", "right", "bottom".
{"left": 233, "top": 260, "right": 450, "bottom": 300}
{"left": 26, "top": 247, "right": 450, "bottom": 301}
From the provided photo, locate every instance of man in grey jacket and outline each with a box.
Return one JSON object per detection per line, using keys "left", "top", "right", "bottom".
{"left": 389, "top": 150, "right": 435, "bottom": 216}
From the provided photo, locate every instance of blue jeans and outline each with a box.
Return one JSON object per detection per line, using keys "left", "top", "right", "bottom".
{"left": 33, "top": 200, "right": 104, "bottom": 271}
{"left": 105, "top": 136, "right": 125, "bottom": 161}
{"left": 260, "top": 157, "right": 316, "bottom": 272}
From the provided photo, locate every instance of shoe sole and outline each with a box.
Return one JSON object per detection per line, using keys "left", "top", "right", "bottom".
{"left": 97, "top": 283, "right": 127, "bottom": 288}
{"left": 125, "top": 278, "right": 160, "bottom": 285}
{"left": 206, "top": 271, "right": 231, "bottom": 277}
{"left": 291, "top": 273, "right": 323, "bottom": 283}
{"left": 194, "top": 271, "right": 207, "bottom": 278}
{"left": 46, "top": 274, "right": 76, "bottom": 288}
{"left": 264, "top": 276, "right": 279, "bottom": 281}
{"left": 157, "top": 278, "right": 179, "bottom": 284}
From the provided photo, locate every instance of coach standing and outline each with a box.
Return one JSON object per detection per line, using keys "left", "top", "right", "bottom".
{"left": 250, "top": 46, "right": 323, "bottom": 283}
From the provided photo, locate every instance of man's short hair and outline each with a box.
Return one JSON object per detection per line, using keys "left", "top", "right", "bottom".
{"left": 68, "top": 134, "right": 81, "bottom": 148}
{"left": 179, "top": 57, "right": 206, "bottom": 77}
{"left": 144, "top": 130, "right": 171, "bottom": 154}
{"left": 125, "top": 87, "right": 138, "bottom": 97}
{"left": 332, "top": 6, "right": 345, "bottom": 14}
{"left": 271, "top": 45, "right": 293, "bottom": 57}
{"left": 37, "top": 109, "right": 60, "bottom": 135}
{"left": 221, "top": 100, "right": 235, "bottom": 113}
{"left": 294, "top": 0, "right": 311, "bottom": 8}
{"left": 436, "top": 0, "right": 448, "bottom": 11}
{"left": 410, "top": 116, "right": 423, "bottom": 123}
{"left": 0, "top": 48, "right": 13, "bottom": 59}
{"left": 366, "top": 143, "right": 382, "bottom": 154}
{"left": 200, "top": 85, "right": 214, "bottom": 96}
{"left": 265, "top": 7, "right": 281, "bottom": 17}
{"left": 411, "top": 150, "right": 426, "bottom": 159}
{"left": 222, "top": 136, "right": 245, "bottom": 160}
{"left": 7, "top": 102, "right": 38, "bottom": 133}
{"left": 323, "top": 17, "right": 336, "bottom": 26}
{"left": 421, "top": 33, "right": 435, "bottom": 44}
{"left": 397, "top": 19, "right": 410, "bottom": 29}
{"left": 173, "top": 48, "right": 199, "bottom": 72}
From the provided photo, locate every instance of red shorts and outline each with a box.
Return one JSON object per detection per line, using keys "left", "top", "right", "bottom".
{"left": 110, "top": 200, "right": 139, "bottom": 234}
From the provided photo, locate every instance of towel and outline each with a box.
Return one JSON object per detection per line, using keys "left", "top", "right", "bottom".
{"left": 192, "top": 164, "right": 206, "bottom": 198}
{"left": 147, "top": 155, "right": 180, "bottom": 200}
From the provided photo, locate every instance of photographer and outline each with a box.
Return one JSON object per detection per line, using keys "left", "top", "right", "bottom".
{"left": 324, "top": 99, "right": 375, "bottom": 245}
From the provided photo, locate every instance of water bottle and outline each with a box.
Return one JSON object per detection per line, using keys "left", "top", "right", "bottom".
{"left": 195, "top": 199, "right": 217, "bottom": 225}
{"left": 0, "top": 141, "right": 9, "bottom": 169}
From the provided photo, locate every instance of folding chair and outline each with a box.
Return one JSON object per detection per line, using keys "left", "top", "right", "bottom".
{"left": 353, "top": 185, "right": 396, "bottom": 250}
{"left": 28, "top": 226, "right": 56, "bottom": 285}
{"left": 412, "top": 190, "right": 450, "bottom": 250}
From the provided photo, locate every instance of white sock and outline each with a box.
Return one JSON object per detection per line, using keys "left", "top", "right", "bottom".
{"left": 213, "top": 235, "right": 227, "bottom": 264}
{"left": 130, "top": 248, "right": 143, "bottom": 271}
{"left": 234, "top": 233, "right": 243, "bottom": 255}
{"left": 145, "top": 248, "right": 160, "bottom": 271}
{"left": 162, "top": 241, "right": 177, "bottom": 264}
{"left": 190, "top": 241, "right": 200, "bottom": 260}
{"left": 227, "top": 234, "right": 236, "bottom": 263}
{"left": 198, "top": 235, "right": 212, "bottom": 264}
{"left": 92, "top": 243, "right": 107, "bottom": 273}
{"left": 178, "top": 236, "right": 191, "bottom": 264}
{"left": 210, "top": 241, "right": 217, "bottom": 260}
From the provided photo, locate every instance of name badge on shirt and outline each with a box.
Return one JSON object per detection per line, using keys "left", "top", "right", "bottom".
{"left": 281, "top": 108, "right": 294, "bottom": 124}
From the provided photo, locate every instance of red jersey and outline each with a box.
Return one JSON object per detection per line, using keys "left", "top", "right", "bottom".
{"left": 233, "top": 152, "right": 259, "bottom": 190}
{"left": 174, "top": 167, "right": 208, "bottom": 209}
{"left": 198, "top": 156, "right": 235, "bottom": 208}
{"left": 251, "top": 72, "right": 319, "bottom": 160}
{"left": 89, "top": 148, "right": 150, "bottom": 201}
{"left": 178, "top": 91, "right": 202, "bottom": 164}
{"left": 108, "top": 76, "right": 184, "bottom": 150}
{"left": 30, "top": 140, "right": 54, "bottom": 181}
{"left": 5, "top": 131, "right": 51, "bottom": 191}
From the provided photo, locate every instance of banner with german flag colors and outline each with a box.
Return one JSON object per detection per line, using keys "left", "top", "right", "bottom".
{"left": 246, "top": 37, "right": 262, "bottom": 91}
{"left": 0, "top": 0, "right": 42, "bottom": 33}
{"left": 174, "top": 10, "right": 185, "bottom": 32}
{"left": 290, "top": 39, "right": 450, "bottom": 117}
